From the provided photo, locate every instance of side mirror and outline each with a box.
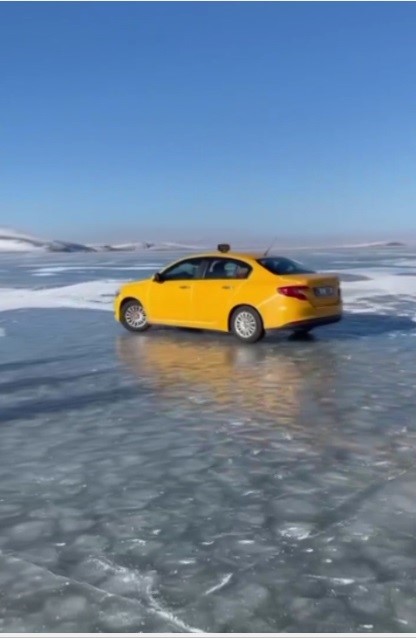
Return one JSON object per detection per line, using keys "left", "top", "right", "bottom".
{"left": 153, "top": 272, "right": 163, "bottom": 283}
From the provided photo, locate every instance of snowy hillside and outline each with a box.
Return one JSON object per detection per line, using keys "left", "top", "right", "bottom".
{"left": 0, "top": 228, "right": 206, "bottom": 253}
{"left": 1, "top": 227, "right": 405, "bottom": 254}
{"left": 0, "top": 228, "right": 95, "bottom": 253}
{"left": 0, "top": 228, "right": 48, "bottom": 252}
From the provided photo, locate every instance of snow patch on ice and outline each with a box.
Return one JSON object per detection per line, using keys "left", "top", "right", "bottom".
{"left": 32, "top": 272, "right": 55, "bottom": 277}
{"left": 343, "top": 272, "right": 416, "bottom": 301}
{"left": 339, "top": 267, "right": 416, "bottom": 317}
{"left": 0, "top": 280, "right": 122, "bottom": 312}
{"left": 310, "top": 576, "right": 356, "bottom": 585}
{"left": 31, "top": 265, "right": 162, "bottom": 275}
{"left": 395, "top": 259, "right": 416, "bottom": 268}
{"left": 279, "top": 525, "right": 312, "bottom": 540}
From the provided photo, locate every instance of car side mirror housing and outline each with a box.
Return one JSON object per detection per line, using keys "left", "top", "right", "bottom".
{"left": 153, "top": 272, "right": 163, "bottom": 283}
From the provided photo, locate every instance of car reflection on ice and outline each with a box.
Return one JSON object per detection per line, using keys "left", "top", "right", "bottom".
{"left": 116, "top": 332, "right": 347, "bottom": 443}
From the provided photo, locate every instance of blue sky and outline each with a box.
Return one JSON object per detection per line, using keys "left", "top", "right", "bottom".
{"left": 1, "top": 2, "right": 416, "bottom": 243}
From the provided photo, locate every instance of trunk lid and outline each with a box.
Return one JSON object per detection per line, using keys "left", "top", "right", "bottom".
{"left": 279, "top": 273, "right": 341, "bottom": 307}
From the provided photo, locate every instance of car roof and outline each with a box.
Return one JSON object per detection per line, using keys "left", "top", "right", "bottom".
{"left": 187, "top": 251, "right": 264, "bottom": 261}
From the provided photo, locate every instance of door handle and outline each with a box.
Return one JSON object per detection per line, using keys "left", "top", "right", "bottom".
{"left": 222, "top": 285, "right": 233, "bottom": 289}
{"left": 179, "top": 285, "right": 190, "bottom": 289}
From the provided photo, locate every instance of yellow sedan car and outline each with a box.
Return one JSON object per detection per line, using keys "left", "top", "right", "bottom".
{"left": 114, "top": 244, "right": 342, "bottom": 343}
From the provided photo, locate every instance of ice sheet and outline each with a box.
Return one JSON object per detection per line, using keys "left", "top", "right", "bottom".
{"left": 2, "top": 248, "right": 416, "bottom": 632}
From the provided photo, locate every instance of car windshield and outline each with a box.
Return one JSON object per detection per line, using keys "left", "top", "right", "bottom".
{"left": 257, "top": 256, "right": 315, "bottom": 275}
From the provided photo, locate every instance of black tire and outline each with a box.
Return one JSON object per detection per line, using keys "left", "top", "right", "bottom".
{"left": 120, "top": 300, "right": 151, "bottom": 333}
{"left": 230, "top": 306, "right": 264, "bottom": 343}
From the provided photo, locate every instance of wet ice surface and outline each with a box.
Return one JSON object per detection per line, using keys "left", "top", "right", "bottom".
{"left": 1, "top": 247, "right": 416, "bottom": 632}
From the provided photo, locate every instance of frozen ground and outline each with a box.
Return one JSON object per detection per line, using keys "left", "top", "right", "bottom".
{"left": 1, "top": 247, "right": 416, "bottom": 632}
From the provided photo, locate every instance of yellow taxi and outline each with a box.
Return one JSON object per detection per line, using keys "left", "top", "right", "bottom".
{"left": 114, "top": 244, "right": 342, "bottom": 343}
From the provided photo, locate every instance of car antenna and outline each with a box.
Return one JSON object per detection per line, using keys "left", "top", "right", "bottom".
{"left": 263, "top": 236, "right": 277, "bottom": 256}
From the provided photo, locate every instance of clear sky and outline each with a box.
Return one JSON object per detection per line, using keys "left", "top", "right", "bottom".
{"left": 1, "top": 1, "right": 416, "bottom": 243}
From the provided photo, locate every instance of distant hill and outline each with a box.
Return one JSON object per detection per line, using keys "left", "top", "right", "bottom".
{"left": 0, "top": 228, "right": 207, "bottom": 253}
{"left": 0, "top": 228, "right": 407, "bottom": 253}
{"left": 0, "top": 228, "right": 96, "bottom": 253}
{"left": 336, "top": 240, "right": 407, "bottom": 249}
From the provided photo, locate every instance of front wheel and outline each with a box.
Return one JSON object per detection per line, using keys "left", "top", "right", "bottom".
{"left": 230, "top": 306, "right": 264, "bottom": 343}
{"left": 120, "top": 300, "right": 151, "bottom": 333}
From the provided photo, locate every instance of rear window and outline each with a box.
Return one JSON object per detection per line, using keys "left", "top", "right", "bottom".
{"left": 257, "top": 256, "right": 315, "bottom": 275}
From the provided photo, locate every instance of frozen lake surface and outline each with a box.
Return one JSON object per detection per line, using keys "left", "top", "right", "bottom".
{"left": 1, "top": 246, "right": 416, "bottom": 632}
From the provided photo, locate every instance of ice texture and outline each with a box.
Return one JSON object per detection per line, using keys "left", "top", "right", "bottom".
{"left": 1, "top": 246, "right": 416, "bottom": 632}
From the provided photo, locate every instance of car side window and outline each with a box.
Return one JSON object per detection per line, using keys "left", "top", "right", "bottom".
{"left": 204, "top": 258, "right": 252, "bottom": 280}
{"left": 161, "top": 258, "right": 205, "bottom": 281}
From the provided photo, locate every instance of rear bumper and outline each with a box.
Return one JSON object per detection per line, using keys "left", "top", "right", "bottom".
{"left": 281, "top": 314, "right": 342, "bottom": 331}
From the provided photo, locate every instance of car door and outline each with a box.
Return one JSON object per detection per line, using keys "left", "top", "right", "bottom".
{"left": 146, "top": 257, "right": 206, "bottom": 325}
{"left": 191, "top": 257, "right": 253, "bottom": 328}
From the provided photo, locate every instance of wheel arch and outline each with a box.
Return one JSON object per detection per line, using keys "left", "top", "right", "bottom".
{"left": 120, "top": 296, "right": 142, "bottom": 310}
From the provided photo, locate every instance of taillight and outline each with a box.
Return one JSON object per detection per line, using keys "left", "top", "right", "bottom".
{"left": 278, "top": 285, "right": 309, "bottom": 301}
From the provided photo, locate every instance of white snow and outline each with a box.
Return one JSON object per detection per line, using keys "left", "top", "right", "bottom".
{"left": 0, "top": 280, "right": 122, "bottom": 312}
{"left": 31, "top": 265, "right": 162, "bottom": 276}
{"left": 307, "top": 575, "right": 356, "bottom": 585}
{"left": 279, "top": 525, "right": 312, "bottom": 540}
{"left": 0, "top": 238, "right": 45, "bottom": 252}
{"left": 343, "top": 272, "right": 416, "bottom": 301}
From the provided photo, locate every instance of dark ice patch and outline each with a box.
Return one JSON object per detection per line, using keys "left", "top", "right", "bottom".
{"left": 0, "top": 385, "right": 140, "bottom": 424}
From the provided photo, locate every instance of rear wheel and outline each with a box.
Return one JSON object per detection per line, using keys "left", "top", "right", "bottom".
{"left": 120, "top": 300, "right": 150, "bottom": 333}
{"left": 230, "top": 306, "right": 264, "bottom": 343}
